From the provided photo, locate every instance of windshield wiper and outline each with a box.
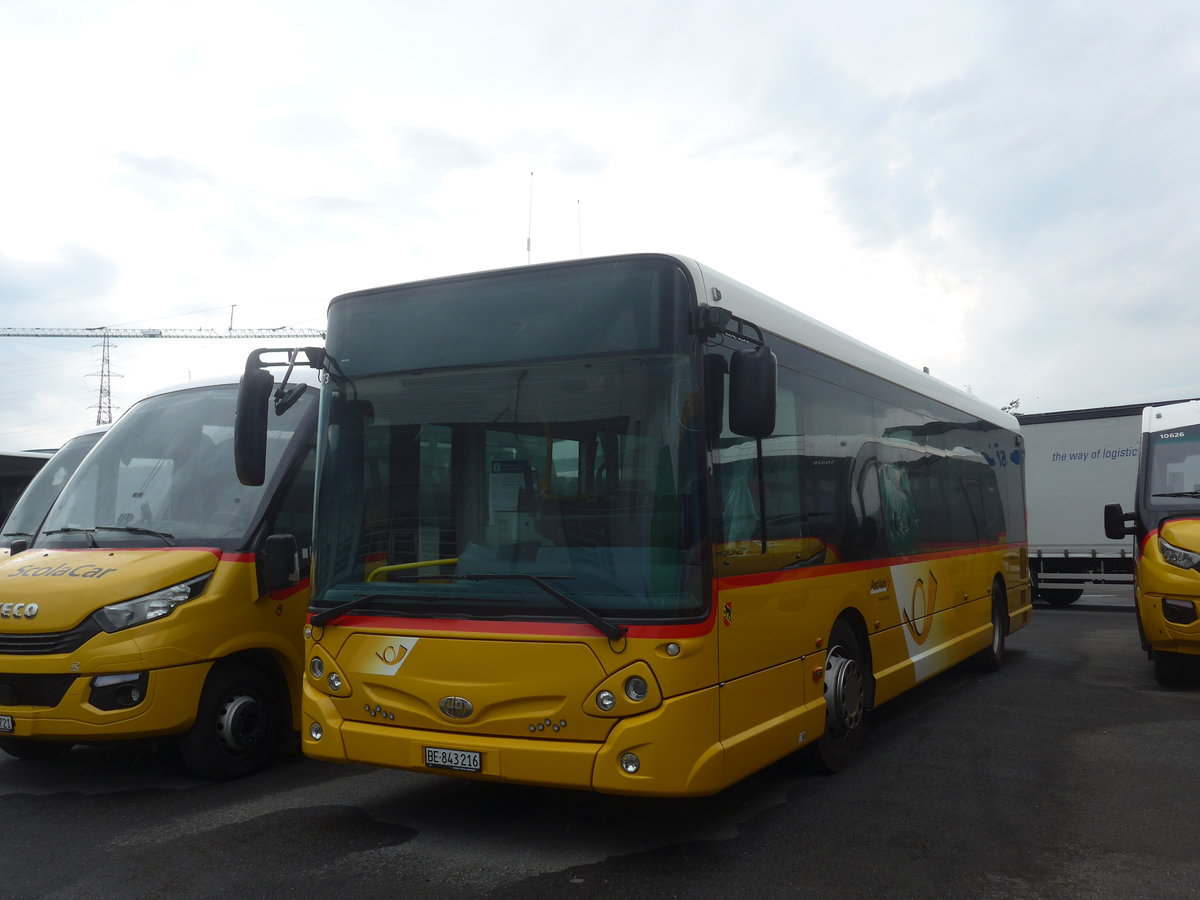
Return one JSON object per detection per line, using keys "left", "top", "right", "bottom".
{"left": 310, "top": 593, "right": 396, "bottom": 627}
{"left": 95, "top": 525, "right": 177, "bottom": 546}
{"left": 1152, "top": 491, "right": 1200, "bottom": 499}
{"left": 461, "top": 573, "right": 625, "bottom": 641}
{"left": 41, "top": 527, "right": 99, "bottom": 548}
{"left": 311, "top": 575, "right": 626, "bottom": 640}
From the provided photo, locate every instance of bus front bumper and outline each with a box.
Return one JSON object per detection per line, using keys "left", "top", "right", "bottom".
{"left": 0, "top": 661, "right": 213, "bottom": 742}
{"left": 1138, "top": 590, "right": 1200, "bottom": 657}
{"left": 303, "top": 684, "right": 734, "bottom": 797}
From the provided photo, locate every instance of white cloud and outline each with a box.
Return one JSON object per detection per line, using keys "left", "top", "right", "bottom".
{"left": 1, "top": 0, "right": 1199, "bottom": 450}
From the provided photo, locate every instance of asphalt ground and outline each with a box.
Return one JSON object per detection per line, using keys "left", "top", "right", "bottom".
{"left": 1, "top": 595, "right": 1197, "bottom": 900}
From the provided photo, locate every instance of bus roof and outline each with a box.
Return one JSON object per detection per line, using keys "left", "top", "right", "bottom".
{"left": 678, "top": 254, "right": 1018, "bottom": 432}
{"left": 333, "top": 253, "right": 1017, "bottom": 433}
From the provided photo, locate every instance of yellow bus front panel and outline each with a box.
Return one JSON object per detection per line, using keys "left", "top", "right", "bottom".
{"left": 0, "top": 549, "right": 308, "bottom": 742}
{"left": 304, "top": 620, "right": 756, "bottom": 796}
{"left": 1136, "top": 520, "right": 1200, "bottom": 657}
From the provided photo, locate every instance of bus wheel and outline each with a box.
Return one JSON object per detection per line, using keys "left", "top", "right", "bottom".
{"left": 0, "top": 737, "right": 72, "bottom": 761}
{"left": 809, "top": 619, "right": 867, "bottom": 773}
{"left": 179, "top": 660, "right": 282, "bottom": 780}
{"left": 977, "top": 581, "right": 1007, "bottom": 672}
{"left": 1153, "top": 650, "right": 1186, "bottom": 688}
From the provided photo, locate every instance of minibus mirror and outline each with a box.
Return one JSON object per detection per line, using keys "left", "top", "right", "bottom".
{"left": 7, "top": 538, "right": 28, "bottom": 556}
{"left": 1103, "top": 503, "right": 1135, "bottom": 539}
{"left": 728, "top": 344, "right": 777, "bottom": 438}
{"left": 234, "top": 367, "right": 274, "bottom": 486}
{"left": 259, "top": 533, "right": 299, "bottom": 592}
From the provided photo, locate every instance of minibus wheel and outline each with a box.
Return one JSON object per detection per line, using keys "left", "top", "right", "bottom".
{"left": 179, "top": 660, "right": 282, "bottom": 780}
{"left": 1153, "top": 650, "right": 1186, "bottom": 688}
{"left": 0, "top": 737, "right": 72, "bottom": 761}
{"left": 808, "top": 618, "right": 867, "bottom": 773}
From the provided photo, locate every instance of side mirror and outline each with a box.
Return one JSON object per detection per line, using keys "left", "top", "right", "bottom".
{"left": 259, "top": 533, "right": 299, "bottom": 592}
{"left": 728, "top": 344, "right": 777, "bottom": 438}
{"left": 234, "top": 367, "right": 274, "bottom": 486}
{"left": 1103, "top": 503, "right": 1135, "bottom": 539}
{"left": 7, "top": 539, "right": 28, "bottom": 556}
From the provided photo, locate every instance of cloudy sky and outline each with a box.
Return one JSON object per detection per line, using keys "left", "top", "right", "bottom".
{"left": 1, "top": 0, "right": 1198, "bottom": 451}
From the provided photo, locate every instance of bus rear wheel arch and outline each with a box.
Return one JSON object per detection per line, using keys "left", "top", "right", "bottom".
{"left": 178, "top": 658, "right": 287, "bottom": 780}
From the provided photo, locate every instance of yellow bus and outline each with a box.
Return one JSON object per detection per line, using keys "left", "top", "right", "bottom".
{"left": 1105, "top": 399, "right": 1200, "bottom": 686}
{"left": 1, "top": 426, "right": 107, "bottom": 559}
{"left": 0, "top": 450, "right": 52, "bottom": 526}
{"left": 237, "top": 254, "right": 1031, "bottom": 796}
{"left": 0, "top": 372, "right": 316, "bottom": 778}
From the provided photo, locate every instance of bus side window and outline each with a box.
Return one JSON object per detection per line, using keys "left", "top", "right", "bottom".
{"left": 880, "top": 462, "right": 919, "bottom": 556}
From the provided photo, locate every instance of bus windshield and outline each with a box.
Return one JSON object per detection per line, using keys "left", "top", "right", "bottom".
{"left": 313, "top": 257, "right": 706, "bottom": 624}
{"left": 1, "top": 429, "right": 103, "bottom": 541}
{"left": 39, "top": 383, "right": 314, "bottom": 551}
{"left": 1145, "top": 423, "right": 1200, "bottom": 507}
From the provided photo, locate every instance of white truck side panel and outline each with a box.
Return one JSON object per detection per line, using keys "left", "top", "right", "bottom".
{"left": 1022, "top": 414, "right": 1139, "bottom": 558}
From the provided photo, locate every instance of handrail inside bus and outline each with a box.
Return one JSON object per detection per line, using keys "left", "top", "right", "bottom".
{"left": 366, "top": 558, "right": 460, "bottom": 582}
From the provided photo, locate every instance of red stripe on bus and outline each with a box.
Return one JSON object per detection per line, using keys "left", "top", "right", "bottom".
{"left": 715, "top": 542, "right": 1026, "bottom": 591}
{"left": 309, "top": 603, "right": 719, "bottom": 639}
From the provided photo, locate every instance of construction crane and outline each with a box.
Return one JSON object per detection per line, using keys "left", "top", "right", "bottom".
{"left": 0, "top": 325, "right": 325, "bottom": 425}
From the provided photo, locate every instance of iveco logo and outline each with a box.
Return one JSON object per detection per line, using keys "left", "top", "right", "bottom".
{"left": 0, "top": 602, "right": 38, "bottom": 620}
{"left": 438, "top": 696, "right": 473, "bottom": 719}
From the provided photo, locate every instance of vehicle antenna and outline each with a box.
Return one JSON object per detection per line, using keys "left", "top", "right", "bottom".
{"left": 526, "top": 171, "right": 534, "bottom": 264}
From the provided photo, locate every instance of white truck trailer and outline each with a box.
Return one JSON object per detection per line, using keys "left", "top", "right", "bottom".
{"left": 1017, "top": 403, "right": 1150, "bottom": 604}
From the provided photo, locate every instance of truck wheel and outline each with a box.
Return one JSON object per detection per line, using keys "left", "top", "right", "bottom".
{"left": 807, "top": 618, "right": 867, "bottom": 773}
{"left": 977, "top": 581, "right": 1007, "bottom": 672}
{"left": 0, "top": 737, "right": 72, "bottom": 761}
{"left": 1042, "top": 589, "right": 1083, "bottom": 606}
{"left": 179, "top": 660, "right": 283, "bottom": 780}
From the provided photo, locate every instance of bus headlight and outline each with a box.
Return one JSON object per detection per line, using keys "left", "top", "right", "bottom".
{"left": 1159, "top": 537, "right": 1200, "bottom": 571}
{"left": 92, "top": 573, "right": 212, "bottom": 633}
{"left": 624, "top": 676, "right": 649, "bottom": 702}
{"left": 596, "top": 690, "right": 616, "bottom": 711}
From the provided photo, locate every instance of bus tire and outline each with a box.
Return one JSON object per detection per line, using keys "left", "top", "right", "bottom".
{"left": 0, "top": 737, "right": 72, "bottom": 761}
{"left": 808, "top": 618, "right": 867, "bottom": 773}
{"left": 179, "top": 659, "right": 282, "bottom": 780}
{"left": 977, "top": 580, "right": 1007, "bottom": 672}
{"left": 1153, "top": 650, "right": 1186, "bottom": 688}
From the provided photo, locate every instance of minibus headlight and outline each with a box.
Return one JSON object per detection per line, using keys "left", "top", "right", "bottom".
{"left": 1159, "top": 537, "right": 1200, "bottom": 571}
{"left": 92, "top": 573, "right": 212, "bottom": 633}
